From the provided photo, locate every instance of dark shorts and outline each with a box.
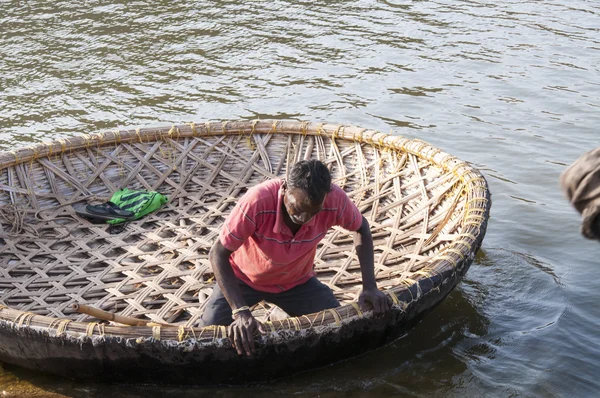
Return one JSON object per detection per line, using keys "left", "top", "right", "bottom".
{"left": 198, "top": 277, "right": 340, "bottom": 327}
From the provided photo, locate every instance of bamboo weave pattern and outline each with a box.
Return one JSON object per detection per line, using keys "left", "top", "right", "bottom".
{"left": 0, "top": 121, "right": 488, "bottom": 334}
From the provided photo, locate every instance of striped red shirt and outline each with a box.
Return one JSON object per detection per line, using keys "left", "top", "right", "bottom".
{"left": 219, "top": 179, "right": 363, "bottom": 293}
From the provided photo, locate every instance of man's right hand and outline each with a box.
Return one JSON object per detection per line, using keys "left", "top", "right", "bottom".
{"left": 227, "top": 311, "right": 265, "bottom": 356}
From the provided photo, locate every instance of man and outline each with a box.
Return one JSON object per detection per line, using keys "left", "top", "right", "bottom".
{"left": 200, "top": 159, "right": 390, "bottom": 356}
{"left": 560, "top": 147, "right": 600, "bottom": 241}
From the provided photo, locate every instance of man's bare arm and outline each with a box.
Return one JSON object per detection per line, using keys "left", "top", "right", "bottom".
{"left": 354, "top": 216, "right": 391, "bottom": 314}
{"left": 209, "top": 240, "right": 246, "bottom": 310}
{"left": 209, "top": 240, "right": 264, "bottom": 356}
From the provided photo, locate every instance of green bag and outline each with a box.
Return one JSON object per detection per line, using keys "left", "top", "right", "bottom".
{"left": 106, "top": 188, "right": 168, "bottom": 225}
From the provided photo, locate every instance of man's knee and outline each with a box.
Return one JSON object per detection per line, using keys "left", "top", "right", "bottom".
{"left": 198, "top": 298, "right": 233, "bottom": 327}
{"left": 274, "top": 277, "right": 340, "bottom": 316}
{"left": 304, "top": 277, "right": 340, "bottom": 307}
{"left": 198, "top": 286, "right": 233, "bottom": 327}
{"left": 198, "top": 308, "right": 232, "bottom": 327}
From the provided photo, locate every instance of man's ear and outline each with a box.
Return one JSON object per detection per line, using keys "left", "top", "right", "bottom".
{"left": 281, "top": 180, "right": 287, "bottom": 190}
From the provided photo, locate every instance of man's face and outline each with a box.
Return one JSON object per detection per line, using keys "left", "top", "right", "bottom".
{"left": 283, "top": 186, "right": 325, "bottom": 225}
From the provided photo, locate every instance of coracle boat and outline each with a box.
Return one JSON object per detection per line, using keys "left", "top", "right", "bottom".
{"left": 0, "top": 120, "right": 490, "bottom": 385}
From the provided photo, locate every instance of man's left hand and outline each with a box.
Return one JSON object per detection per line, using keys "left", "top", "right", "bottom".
{"left": 358, "top": 287, "right": 391, "bottom": 315}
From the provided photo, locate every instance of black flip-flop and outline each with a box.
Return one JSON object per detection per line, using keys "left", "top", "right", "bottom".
{"left": 73, "top": 201, "right": 134, "bottom": 221}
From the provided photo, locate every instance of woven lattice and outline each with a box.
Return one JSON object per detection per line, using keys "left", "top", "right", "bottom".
{"left": 0, "top": 120, "right": 489, "bottom": 339}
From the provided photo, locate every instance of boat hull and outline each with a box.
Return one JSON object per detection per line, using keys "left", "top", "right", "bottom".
{"left": 0, "top": 261, "right": 475, "bottom": 385}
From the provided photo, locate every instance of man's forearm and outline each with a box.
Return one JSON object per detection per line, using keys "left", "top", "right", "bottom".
{"left": 354, "top": 216, "right": 378, "bottom": 289}
{"left": 210, "top": 242, "right": 247, "bottom": 311}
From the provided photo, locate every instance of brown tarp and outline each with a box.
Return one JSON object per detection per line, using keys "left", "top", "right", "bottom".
{"left": 560, "top": 147, "right": 600, "bottom": 241}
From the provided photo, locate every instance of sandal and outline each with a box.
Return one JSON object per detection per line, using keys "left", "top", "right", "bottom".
{"left": 73, "top": 201, "right": 134, "bottom": 221}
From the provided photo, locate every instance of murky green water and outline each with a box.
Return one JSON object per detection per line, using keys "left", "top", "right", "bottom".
{"left": 1, "top": 0, "right": 599, "bottom": 396}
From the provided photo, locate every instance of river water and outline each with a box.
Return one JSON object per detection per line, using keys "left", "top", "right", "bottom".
{"left": 0, "top": 0, "right": 599, "bottom": 396}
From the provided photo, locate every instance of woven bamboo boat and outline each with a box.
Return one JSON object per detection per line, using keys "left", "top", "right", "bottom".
{"left": 0, "top": 120, "right": 490, "bottom": 385}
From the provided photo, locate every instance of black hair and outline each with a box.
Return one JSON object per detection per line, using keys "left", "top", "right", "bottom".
{"left": 288, "top": 159, "right": 332, "bottom": 204}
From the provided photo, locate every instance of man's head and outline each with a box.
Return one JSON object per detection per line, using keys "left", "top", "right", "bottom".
{"left": 283, "top": 160, "right": 332, "bottom": 225}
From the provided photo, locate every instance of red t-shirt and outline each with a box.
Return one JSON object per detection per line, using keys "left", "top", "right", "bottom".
{"left": 219, "top": 179, "right": 363, "bottom": 293}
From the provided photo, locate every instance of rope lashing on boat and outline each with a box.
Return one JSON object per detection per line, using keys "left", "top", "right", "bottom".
{"left": 97, "top": 132, "right": 106, "bottom": 148}
{"left": 263, "top": 321, "right": 276, "bottom": 333}
{"left": 8, "top": 150, "right": 19, "bottom": 165}
{"left": 86, "top": 322, "right": 98, "bottom": 337}
{"left": 458, "top": 232, "right": 478, "bottom": 241}
{"left": 80, "top": 133, "right": 92, "bottom": 148}
{"left": 438, "top": 254, "right": 459, "bottom": 267}
{"left": 423, "top": 147, "right": 443, "bottom": 163}
{"left": 57, "top": 138, "right": 71, "bottom": 154}
{"left": 208, "top": 326, "right": 218, "bottom": 343}
{"left": 28, "top": 147, "right": 39, "bottom": 165}
{"left": 450, "top": 162, "right": 469, "bottom": 177}
{"left": 290, "top": 317, "right": 301, "bottom": 331}
{"left": 270, "top": 120, "right": 279, "bottom": 133}
{"left": 403, "top": 283, "right": 416, "bottom": 301}
{"left": 300, "top": 315, "right": 315, "bottom": 328}
{"left": 453, "top": 240, "right": 473, "bottom": 252}
{"left": 377, "top": 133, "right": 388, "bottom": 150}
{"left": 464, "top": 214, "right": 486, "bottom": 224}
{"left": 414, "top": 270, "right": 433, "bottom": 279}
{"left": 316, "top": 123, "right": 325, "bottom": 137}
{"left": 444, "top": 247, "right": 467, "bottom": 258}
{"left": 188, "top": 122, "right": 197, "bottom": 136}
{"left": 328, "top": 308, "right": 342, "bottom": 326}
{"left": 318, "top": 310, "right": 327, "bottom": 326}
{"left": 331, "top": 125, "right": 341, "bottom": 140}
{"left": 135, "top": 127, "right": 143, "bottom": 143}
{"left": 464, "top": 220, "right": 484, "bottom": 229}
{"left": 168, "top": 125, "right": 180, "bottom": 140}
{"left": 152, "top": 326, "right": 161, "bottom": 340}
{"left": 467, "top": 197, "right": 489, "bottom": 208}
{"left": 177, "top": 326, "right": 198, "bottom": 342}
{"left": 350, "top": 302, "right": 363, "bottom": 318}
{"left": 300, "top": 121, "right": 309, "bottom": 136}
{"left": 401, "top": 278, "right": 418, "bottom": 287}
{"left": 352, "top": 128, "right": 366, "bottom": 142}
{"left": 386, "top": 291, "right": 401, "bottom": 306}
{"left": 55, "top": 319, "right": 72, "bottom": 336}
{"left": 15, "top": 312, "right": 35, "bottom": 327}
{"left": 207, "top": 325, "right": 226, "bottom": 343}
